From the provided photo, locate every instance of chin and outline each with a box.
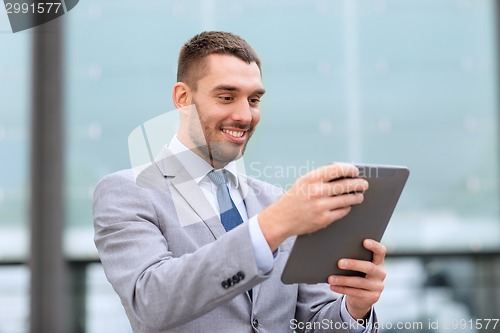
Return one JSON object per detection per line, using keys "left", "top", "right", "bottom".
{"left": 215, "top": 150, "right": 243, "bottom": 164}
{"left": 211, "top": 144, "right": 245, "bottom": 164}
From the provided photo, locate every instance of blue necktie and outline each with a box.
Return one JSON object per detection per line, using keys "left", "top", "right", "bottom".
{"left": 208, "top": 170, "right": 252, "bottom": 300}
{"left": 208, "top": 169, "right": 243, "bottom": 232}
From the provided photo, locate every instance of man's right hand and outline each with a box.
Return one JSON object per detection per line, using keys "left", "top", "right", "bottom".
{"left": 258, "top": 163, "right": 369, "bottom": 252}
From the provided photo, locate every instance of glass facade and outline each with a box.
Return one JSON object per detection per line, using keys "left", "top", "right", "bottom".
{"left": 65, "top": 0, "right": 500, "bottom": 257}
{"left": 0, "top": 4, "right": 30, "bottom": 261}
{"left": 1, "top": 0, "right": 499, "bottom": 332}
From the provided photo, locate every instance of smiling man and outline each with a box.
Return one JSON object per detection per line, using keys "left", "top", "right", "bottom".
{"left": 93, "top": 31, "right": 386, "bottom": 333}
{"left": 174, "top": 51, "right": 264, "bottom": 168}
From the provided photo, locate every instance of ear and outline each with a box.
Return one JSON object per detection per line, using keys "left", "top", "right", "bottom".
{"left": 172, "top": 82, "right": 192, "bottom": 109}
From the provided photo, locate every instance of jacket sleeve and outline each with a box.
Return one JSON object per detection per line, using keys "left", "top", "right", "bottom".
{"left": 295, "top": 283, "right": 378, "bottom": 333}
{"left": 93, "top": 172, "right": 268, "bottom": 331}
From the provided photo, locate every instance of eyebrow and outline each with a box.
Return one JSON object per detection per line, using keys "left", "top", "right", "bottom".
{"left": 213, "top": 84, "right": 266, "bottom": 96}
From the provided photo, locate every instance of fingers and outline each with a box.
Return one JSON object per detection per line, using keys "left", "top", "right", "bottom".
{"left": 328, "top": 275, "right": 384, "bottom": 295}
{"left": 334, "top": 240, "right": 387, "bottom": 275}
{"left": 305, "top": 178, "right": 368, "bottom": 200}
{"left": 308, "top": 163, "right": 360, "bottom": 183}
{"left": 330, "top": 285, "right": 383, "bottom": 308}
{"left": 336, "top": 259, "right": 383, "bottom": 279}
{"left": 327, "top": 254, "right": 386, "bottom": 305}
{"left": 324, "top": 206, "right": 352, "bottom": 223}
{"left": 327, "top": 240, "right": 387, "bottom": 317}
{"left": 364, "top": 239, "right": 387, "bottom": 266}
{"left": 328, "top": 273, "right": 384, "bottom": 312}
{"left": 320, "top": 192, "right": 365, "bottom": 212}
{"left": 325, "top": 178, "right": 369, "bottom": 196}
{"left": 307, "top": 164, "right": 368, "bottom": 198}
{"left": 266, "top": 163, "right": 369, "bottom": 243}
{"left": 301, "top": 194, "right": 362, "bottom": 228}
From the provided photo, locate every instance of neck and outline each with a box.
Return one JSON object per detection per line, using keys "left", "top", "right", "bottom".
{"left": 176, "top": 133, "right": 230, "bottom": 169}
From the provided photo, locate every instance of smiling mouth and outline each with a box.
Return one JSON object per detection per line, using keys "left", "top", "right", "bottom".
{"left": 222, "top": 129, "right": 245, "bottom": 138}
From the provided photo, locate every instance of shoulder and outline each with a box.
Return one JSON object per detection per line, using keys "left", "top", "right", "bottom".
{"left": 93, "top": 169, "right": 138, "bottom": 204}
{"left": 94, "top": 162, "right": 165, "bottom": 199}
{"left": 92, "top": 167, "right": 165, "bottom": 223}
{"left": 95, "top": 169, "right": 135, "bottom": 190}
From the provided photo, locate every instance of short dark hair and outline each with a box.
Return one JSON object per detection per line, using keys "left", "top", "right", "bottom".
{"left": 177, "top": 31, "right": 262, "bottom": 89}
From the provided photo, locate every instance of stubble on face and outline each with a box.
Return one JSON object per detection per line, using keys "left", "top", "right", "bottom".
{"left": 187, "top": 100, "right": 255, "bottom": 168}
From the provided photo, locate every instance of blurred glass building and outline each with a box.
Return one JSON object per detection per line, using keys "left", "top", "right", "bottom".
{"left": 1, "top": 0, "right": 499, "bottom": 332}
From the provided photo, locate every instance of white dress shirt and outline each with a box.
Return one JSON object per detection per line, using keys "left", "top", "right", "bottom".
{"left": 168, "top": 135, "right": 372, "bottom": 333}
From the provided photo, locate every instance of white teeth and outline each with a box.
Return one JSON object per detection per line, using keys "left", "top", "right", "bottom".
{"left": 223, "top": 129, "right": 244, "bottom": 138}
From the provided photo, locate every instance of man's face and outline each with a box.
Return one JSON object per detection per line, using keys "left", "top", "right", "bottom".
{"left": 185, "top": 54, "right": 265, "bottom": 167}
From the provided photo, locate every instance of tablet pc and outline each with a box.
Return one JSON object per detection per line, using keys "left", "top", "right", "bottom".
{"left": 281, "top": 164, "right": 409, "bottom": 284}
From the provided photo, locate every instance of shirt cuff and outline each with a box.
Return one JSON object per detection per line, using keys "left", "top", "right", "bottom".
{"left": 340, "top": 296, "right": 374, "bottom": 333}
{"left": 248, "top": 215, "right": 274, "bottom": 275}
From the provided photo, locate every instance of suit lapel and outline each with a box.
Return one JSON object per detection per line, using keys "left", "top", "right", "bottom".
{"left": 157, "top": 148, "right": 270, "bottom": 303}
{"left": 156, "top": 147, "right": 226, "bottom": 239}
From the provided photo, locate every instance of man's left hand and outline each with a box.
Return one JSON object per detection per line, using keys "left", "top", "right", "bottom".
{"left": 327, "top": 239, "right": 387, "bottom": 320}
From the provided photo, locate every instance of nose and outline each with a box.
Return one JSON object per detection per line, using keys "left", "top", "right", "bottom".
{"left": 231, "top": 100, "right": 253, "bottom": 123}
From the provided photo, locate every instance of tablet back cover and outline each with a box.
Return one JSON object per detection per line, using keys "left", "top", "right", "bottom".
{"left": 281, "top": 164, "right": 409, "bottom": 284}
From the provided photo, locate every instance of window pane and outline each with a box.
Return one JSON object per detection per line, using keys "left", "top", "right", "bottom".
{"left": 66, "top": 0, "right": 499, "bottom": 254}
{"left": 64, "top": 0, "right": 194, "bottom": 258}
{"left": 0, "top": 266, "right": 29, "bottom": 333}
{"left": 0, "top": 6, "right": 30, "bottom": 261}
{"left": 238, "top": 0, "right": 500, "bottom": 253}
{"left": 64, "top": 0, "right": 499, "bottom": 330}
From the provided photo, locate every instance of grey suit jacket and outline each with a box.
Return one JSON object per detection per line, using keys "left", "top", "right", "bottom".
{"left": 93, "top": 147, "right": 377, "bottom": 332}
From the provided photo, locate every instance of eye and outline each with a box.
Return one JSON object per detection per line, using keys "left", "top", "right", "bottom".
{"left": 219, "top": 95, "right": 234, "bottom": 103}
{"left": 249, "top": 97, "right": 261, "bottom": 106}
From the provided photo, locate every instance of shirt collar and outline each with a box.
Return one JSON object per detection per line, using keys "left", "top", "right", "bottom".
{"left": 168, "top": 135, "right": 240, "bottom": 188}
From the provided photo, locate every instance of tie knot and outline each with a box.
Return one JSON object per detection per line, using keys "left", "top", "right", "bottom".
{"left": 208, "top": 169, "right": 227, "bottom": 187}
